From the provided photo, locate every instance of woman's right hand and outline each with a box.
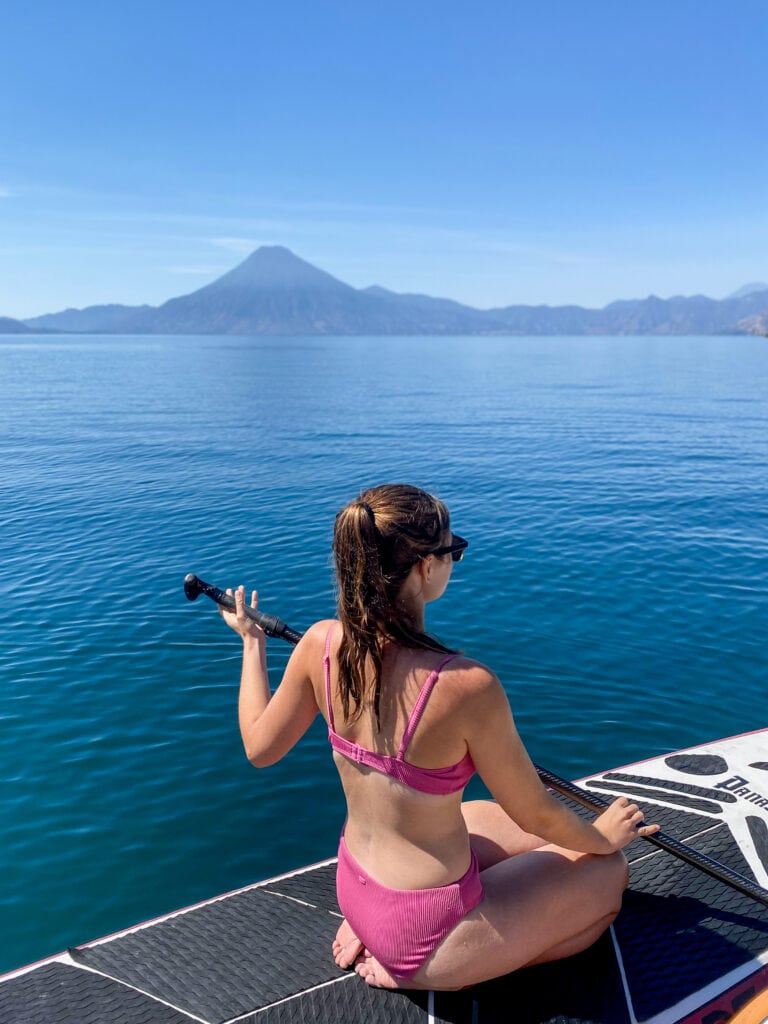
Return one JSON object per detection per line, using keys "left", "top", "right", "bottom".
{"left": 594, "top": 796, "right": 660, "bottom": 851}
{"left": 219, "top": 586, "right": 266, "bottom": 644}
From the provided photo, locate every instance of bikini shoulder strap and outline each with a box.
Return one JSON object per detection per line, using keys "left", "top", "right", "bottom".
{"left": 397, "top": 653, "right": 458, "bottom": 758}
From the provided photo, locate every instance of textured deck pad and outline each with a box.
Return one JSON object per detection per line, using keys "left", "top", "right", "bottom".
{"left": 261, "top": 862, "right": 340, "bottom": 915}
{"left": 433, "top": 930, "right": 631, "bottom": 1024}
{"left": 614, "top": 839, "right": 768, "bottom": 1021}
{"left": 0, "top": 962, "right": 195, "bottom": 1024}
{"left": 241, "top": 975, "right": 430, "bottom": 1024}
{"left": 71, "top": 885, "right": 344, "bottom": 1022}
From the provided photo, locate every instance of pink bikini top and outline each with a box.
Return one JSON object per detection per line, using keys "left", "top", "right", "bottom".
{"left": 323, "top": 628, "right": 475, "bottom": 795}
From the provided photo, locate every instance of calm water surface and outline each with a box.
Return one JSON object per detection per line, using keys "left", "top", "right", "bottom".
{"left": 1, "top": 333, "right": 766, "bottom": 973}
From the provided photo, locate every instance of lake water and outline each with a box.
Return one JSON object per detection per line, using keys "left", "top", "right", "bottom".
{"left": 1, "top": 333, "right": 766, "bottom": 974}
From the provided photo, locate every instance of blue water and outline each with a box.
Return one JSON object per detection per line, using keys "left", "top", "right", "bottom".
{"left": 1, "top": 333, "right": 766, "bottom": 974}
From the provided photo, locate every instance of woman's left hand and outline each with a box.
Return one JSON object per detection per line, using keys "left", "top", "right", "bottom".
{"left": 219, "top": 586, "right": 266, "bottom": 643}
{"left": 594, "top": 796, "right": 660, "bottom": 851}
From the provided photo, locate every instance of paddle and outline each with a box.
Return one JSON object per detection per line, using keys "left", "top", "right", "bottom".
{"left": 183, "top": 573, "right": 303, "bottom": 644}
{"left": 183, "top": 572, "right": 768, "bottom": 912}
{"left": 534, "top": 765, "right": 768, "bottom": 909}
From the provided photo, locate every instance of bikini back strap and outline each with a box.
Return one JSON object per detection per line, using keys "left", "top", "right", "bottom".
{"left": 397, "top": 654, "right": 458, "bottom": 759}
{"left": 324, "top": 625, "right": 336, "bottom": 731}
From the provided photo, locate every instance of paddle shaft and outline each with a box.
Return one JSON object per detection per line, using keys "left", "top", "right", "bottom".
{"left": 535, "top": 765, "right": 768, "bottom": 909}
{"left": 184, "top": 573, "right": 768, "bottom": 911}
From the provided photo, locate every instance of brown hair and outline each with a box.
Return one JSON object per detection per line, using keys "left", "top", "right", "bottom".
{"left": 333, "top": 483, "right": 457, "bottom": 727}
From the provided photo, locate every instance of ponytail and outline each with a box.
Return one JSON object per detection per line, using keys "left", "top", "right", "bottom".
{"left": 332, "top": 484, "right": 457, "bottom": 727}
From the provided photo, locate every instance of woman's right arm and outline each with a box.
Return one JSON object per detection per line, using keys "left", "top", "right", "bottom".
{"left": 464, "top": 669, "right": 658, "bottom": 853}
{"left": 220, "top": 587, "right": 325, "bottom": 767}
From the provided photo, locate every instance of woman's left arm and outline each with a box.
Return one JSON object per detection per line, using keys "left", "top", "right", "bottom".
{"left": 221, "top": 586, "right": 320, "bottom": 767}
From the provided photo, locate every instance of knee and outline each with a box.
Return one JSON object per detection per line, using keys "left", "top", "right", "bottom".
{"left": 605, "top": 850, "right": 629, "bottom": 908}
{"left": 460, "top": 799, "right": 498, "bottom": 829}
{"left": 461, "top": 800, "right": 507, "bottom": 845}
{"left": 585, "top": 849, "right": 628, "bottom": 917}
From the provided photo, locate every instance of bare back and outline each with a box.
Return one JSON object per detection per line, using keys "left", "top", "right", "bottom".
{"left": 314, "top": 623, "right": 479, "bottom": 888}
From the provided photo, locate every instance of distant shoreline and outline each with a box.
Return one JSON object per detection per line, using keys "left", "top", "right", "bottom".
{"left": 8, "top": 246, "right": 768, "bottom": 338}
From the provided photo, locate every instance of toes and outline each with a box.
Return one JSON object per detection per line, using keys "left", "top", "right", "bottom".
{"left": 334, "top": 938, "right": 365, "bottom": 969}
{"left": 333, "top": 920, "right": 363, "bottom": 967}
{"left": 353, "top": 954, "right": 399, "bottom": 990}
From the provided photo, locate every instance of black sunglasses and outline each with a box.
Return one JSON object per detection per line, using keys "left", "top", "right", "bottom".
{"left": 430, "top": 535, "right": 468, "bottom": 562}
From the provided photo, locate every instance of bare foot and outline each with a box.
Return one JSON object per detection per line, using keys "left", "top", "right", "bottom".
{"left": 354, "top": 951, "right": 410, "bottom": 989}
{"left": 332, "top": 919, "right": 364, "bottom": 969}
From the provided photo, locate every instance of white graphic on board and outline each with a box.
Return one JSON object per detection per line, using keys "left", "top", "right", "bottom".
{"left": 586, "top": 735, "right": 768, "bottom": 889}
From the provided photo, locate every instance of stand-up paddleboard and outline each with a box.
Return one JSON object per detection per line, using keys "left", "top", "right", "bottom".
{"left": 730, "top": 988, "right": 768, "bottom": 1024}
{"left": 2, "top": 728, "right": 767, "bottom": 1024}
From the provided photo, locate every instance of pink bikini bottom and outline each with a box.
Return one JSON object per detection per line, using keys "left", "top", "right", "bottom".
{"left": 336, "top": 835, "right": 484, "bottom": 980}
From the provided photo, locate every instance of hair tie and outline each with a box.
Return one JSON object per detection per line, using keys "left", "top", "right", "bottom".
{"left": 356, "top": 501, "right": 377, "bottom": 528}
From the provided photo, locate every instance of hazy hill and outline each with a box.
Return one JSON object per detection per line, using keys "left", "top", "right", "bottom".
{"left": 0, "top": 316, "right": 36, "bottom": 333}
{"left": 587, "top": 291, "right": 768, "bottom": 335}
{"left": 729, "top": 282, "right": 768, "bottom": 299}
{"left": 18, "top": 246, "right": 768, "bottom": 336}
{"left": 25, "top": 303, "right": 155, "bottom": 333}
{"left": 737, "top": 312, "right": 768, "bottom": 335}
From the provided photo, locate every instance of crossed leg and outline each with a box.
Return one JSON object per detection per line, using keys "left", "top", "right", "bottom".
{"left": 461, "top": 798, "right": 550, "bottom": 866}
{"left": 333, "top": 799, "right": 543, "bottom": 969}
{"left": 352, "top": 800, "right": 629, "bottom": 990}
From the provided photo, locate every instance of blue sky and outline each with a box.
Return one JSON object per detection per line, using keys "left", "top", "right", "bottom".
{"left": 1, "top": 1, "right": 766, "bottom": 318}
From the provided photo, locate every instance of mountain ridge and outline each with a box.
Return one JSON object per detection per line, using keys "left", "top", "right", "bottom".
{"left": 20, "top": 246, "right": 768, "bottom": 336}
{"left": 0, "top": 315, "right": 35, "bottom": 334}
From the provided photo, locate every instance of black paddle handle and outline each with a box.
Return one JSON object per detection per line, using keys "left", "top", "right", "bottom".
{"left": 535, "top": 764, "right": 768, "bottom": 910}
{"left": 183, "top": 574, "right": 304, "bottom": 645}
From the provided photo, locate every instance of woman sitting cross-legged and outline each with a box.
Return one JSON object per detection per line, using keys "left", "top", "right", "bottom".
{"left": 219, "top": 483, "right": 658, "bottom": 990}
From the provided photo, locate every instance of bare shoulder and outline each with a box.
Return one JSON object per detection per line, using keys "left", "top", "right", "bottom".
{"left": 300, "top": 618, "right": 339, "bottom": 645}
{"left": 438, "top": 658, "right": 522, "bottom": 770}
{"left": 441, "top": 655, "right": 507, "bottom": 704}
{"left": 286, "top": 619, "right": 339, "bottom": 669}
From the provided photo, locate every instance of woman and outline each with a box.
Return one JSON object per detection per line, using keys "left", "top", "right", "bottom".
{"left": 220, "top": 483, "right": 658, "bottom": 990}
